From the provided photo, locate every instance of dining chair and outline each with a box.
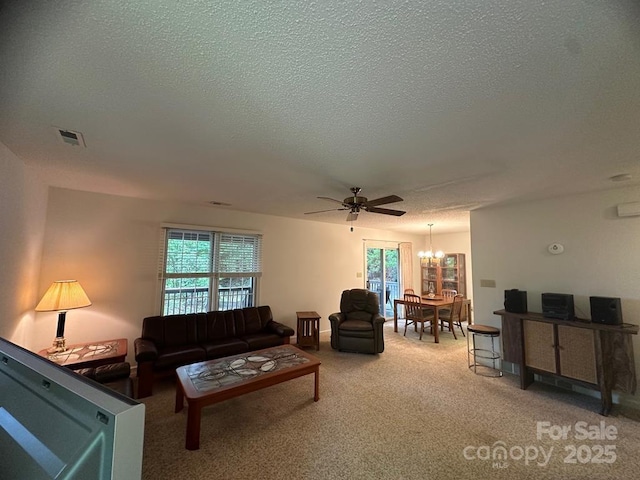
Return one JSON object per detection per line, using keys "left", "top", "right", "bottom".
{"left": 404, "top": 289, "right": 435, "bottom": 321}
{"left": 438, "top": 289, "right": 457, "bottom": 318}
{"left": 403, "top": 293, "right": 435, "bottom": 340}
{"left": 437, "top": 294, "right": 465, "bottom": 339}
{"left": 402, "top": 291, "right": 416, "bottom": 332}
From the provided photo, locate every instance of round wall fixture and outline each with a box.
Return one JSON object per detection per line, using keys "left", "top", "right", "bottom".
{"left": 548, "top": 243, "right": 564, "bottom": 255}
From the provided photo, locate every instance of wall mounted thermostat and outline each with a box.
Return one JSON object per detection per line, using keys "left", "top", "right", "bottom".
{"left": 547, "top": 243, "right": 564, "bottom": 255}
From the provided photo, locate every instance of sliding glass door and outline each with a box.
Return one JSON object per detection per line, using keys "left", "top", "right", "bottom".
{"left": 365, "top": 247, "right": 399, "bottom": 317}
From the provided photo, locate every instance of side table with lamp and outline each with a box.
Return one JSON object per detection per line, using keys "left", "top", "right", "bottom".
{"left": 35, "top": 279, "right": 127, "bottom": 369}
{"left": 35, "top": 279, "right": 92, "bottom": 354}
{"left": 35, "top": 279, "right": 132, "bottom": 395}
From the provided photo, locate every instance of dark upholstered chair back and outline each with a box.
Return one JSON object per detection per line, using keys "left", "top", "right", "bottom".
{"left": 339, "top": 288, "right": 380, "bottom": 320}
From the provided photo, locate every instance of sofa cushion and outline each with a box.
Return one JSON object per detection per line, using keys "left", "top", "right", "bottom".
{"left": 234, "top": 308, "right": 263, "bottom": 336}
{"left": 339, "top": 319, "right": 374, "bottom": 339}
{"left": 241, "top": 333, "right": 284, "bottom": 350}
{"left": 257, "top": 305, "right": 274, "bottom": 325}
{"left": 339, "top": 319, "right": 374, "bottom": 331}
{"left": 142, "top": 313, "right": 202, "bottom": 348}
{"left": 202, "top": 338, "right": 248, "bottom": 359}
{"left": 163, "top": 313, "right": 201, "bottom": 348}
{"left": 202, "top": 310, "right": 236, "bottom": 341}
{"left": 345, "top": 310, "right": 376, "bottom": 323}
{"left": 155, "top": 345, "right": 206, "bottom": 370}
{"left": 76, "top": 363, "right": 134, "bottom": 398}
{"left": 94, "top": 362, "right": 131, "bottom": 383}
{"left": 141, "top": 315, "right": 166, "bottom": 348}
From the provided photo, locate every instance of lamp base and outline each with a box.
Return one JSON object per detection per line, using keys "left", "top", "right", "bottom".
{"left": 48, "top": 337, "right": 67, "bottom": 353}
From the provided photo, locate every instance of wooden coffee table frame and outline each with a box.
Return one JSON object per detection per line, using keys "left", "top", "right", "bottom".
{"left": 175, "top": 345, "right": 321, "bottom": 450}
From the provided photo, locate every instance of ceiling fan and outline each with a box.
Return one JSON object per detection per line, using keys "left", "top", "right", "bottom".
{"left": 305, "top": 187, "right": 406, "bottom": 222}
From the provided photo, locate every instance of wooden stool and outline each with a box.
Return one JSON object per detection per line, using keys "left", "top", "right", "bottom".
{"left": 467, "top": 324, "right": 502, "bottom": 377}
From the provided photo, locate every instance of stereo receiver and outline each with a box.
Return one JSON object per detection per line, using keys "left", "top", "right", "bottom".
{"left": 542, "top": 293, "right": 575, "bottom": 320}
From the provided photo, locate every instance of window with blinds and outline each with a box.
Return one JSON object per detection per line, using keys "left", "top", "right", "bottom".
{"left": 161, "top": 228, "right": 262, "bottom": 315}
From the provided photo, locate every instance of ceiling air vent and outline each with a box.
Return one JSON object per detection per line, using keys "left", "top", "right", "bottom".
{"left": 52, "top": 127, "right": 86, "bottom": 147}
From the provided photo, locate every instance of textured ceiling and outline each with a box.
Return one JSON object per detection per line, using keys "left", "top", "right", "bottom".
{"left": 1, "top": 0, "right": 639, "bottom": 234}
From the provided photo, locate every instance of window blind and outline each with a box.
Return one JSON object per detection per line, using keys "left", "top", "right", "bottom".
{"left": 215, "top": 234, "right": 263, "bottom": 276}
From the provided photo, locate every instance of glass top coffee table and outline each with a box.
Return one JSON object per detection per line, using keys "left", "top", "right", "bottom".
{"left": 175, "top": 344, "right": 321, "bottom": 450}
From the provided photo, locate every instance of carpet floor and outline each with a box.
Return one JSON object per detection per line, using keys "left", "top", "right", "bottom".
{"left": 139, "top": 322, "right": 640, "bottom": 479}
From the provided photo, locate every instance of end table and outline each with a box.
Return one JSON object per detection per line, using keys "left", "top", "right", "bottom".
{"left": 38, "top": 338, "right": 127, "bottom": 370}
{"left": 296, "top": 311, "right": 320, "bottom": 351}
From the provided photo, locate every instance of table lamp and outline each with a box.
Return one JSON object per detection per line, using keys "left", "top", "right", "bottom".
{"left": 35, "top": 280, "right": 92, "bottom": 353}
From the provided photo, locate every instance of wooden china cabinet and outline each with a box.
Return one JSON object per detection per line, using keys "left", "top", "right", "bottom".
{"left": 420, "top": 253, "right": 466, "bottom": 297}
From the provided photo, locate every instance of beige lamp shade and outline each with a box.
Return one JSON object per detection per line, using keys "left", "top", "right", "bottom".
{"left": 35, "top": 280, "right": 92, "bottom": 312}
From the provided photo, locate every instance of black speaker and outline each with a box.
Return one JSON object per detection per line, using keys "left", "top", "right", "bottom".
{"left": 504, "top": 289, "right": 528, "bottom": 313}
{"left": 590, "top": 296, "right": 623, "bottom": 325}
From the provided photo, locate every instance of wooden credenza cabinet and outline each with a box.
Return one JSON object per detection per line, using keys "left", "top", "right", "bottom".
{"left": 495, "top": 309, "right": 638, "bottom": 416}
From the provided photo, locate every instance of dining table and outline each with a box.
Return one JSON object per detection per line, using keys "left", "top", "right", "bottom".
{"left": 392, "top": 295, "right": 471, "bottom": 343}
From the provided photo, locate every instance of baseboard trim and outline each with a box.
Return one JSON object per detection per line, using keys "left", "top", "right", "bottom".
{"left": 501, "top": 362, "right": 640, "bottom": 411}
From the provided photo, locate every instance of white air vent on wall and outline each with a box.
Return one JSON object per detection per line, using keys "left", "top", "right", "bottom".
{"left": 52, "top": 126, "right": 86, "bottom": 147}
{"left": 617, "top": 202, "right": 640, "bottom": 217}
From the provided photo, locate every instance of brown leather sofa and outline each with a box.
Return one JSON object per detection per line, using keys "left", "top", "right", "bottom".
{"left": 134, "top": 305, "right": 294, "bottom": 397}
{"left": 329, "top": 289, "right": 385, "bottom": 354}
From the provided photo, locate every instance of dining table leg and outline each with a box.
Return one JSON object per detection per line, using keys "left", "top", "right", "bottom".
{"left": 432, "top": 306, "right": 440, "bottom": 343}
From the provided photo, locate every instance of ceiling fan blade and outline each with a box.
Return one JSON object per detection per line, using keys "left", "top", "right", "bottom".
{"left": 346, "top": 211, "right": 359, "bottom": 222}
{"left": 304, "top": 208, "right": 348, "bottom": 215}
{"left": 317, "top": 196, "right": 348, "bottom": 206}
{"left": 365, "top": 195, "right": 403, "bottom": 207}
{"left": 365, "top": 206, "right": 406, "bottom": 216}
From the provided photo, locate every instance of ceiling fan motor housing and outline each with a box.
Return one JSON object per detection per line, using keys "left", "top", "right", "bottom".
{"left": 345, "top": 195, "right": 368, "bottom": 206}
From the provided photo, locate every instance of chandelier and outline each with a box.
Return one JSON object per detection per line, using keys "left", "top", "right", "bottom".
{"left": 418, "top": 224, "right": 444, "bottom": 261}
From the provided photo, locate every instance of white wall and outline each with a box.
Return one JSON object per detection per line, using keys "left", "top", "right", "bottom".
{"left": 0, "top": 142, "right": 48, "bottom": 346}
{"left": 34, "top": 188, "right": 425, "bottom": 361}
{"left": 470, "top": 186, "right": 640, "bottom": 406}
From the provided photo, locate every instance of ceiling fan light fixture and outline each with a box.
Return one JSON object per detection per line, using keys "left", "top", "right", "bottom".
{"left": 305, "top": 187, "right": 405, "bottom": 222}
